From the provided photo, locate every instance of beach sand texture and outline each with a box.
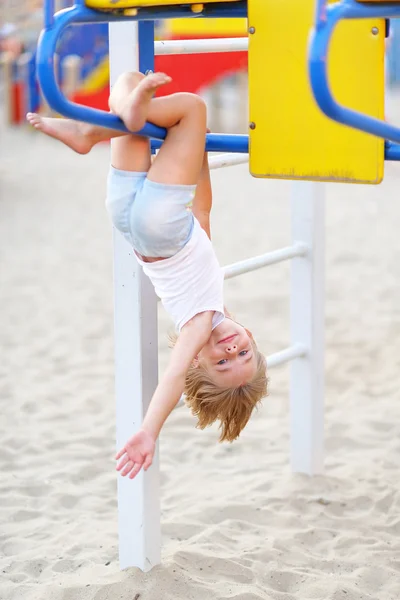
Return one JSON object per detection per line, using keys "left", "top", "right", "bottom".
{"left": 1, "top": 111, "right": 400, "bottom": 600}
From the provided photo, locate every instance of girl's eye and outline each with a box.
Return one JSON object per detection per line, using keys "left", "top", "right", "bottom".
{"left": 239, "top": 350, "right": 249, "bottom": 357}
{"left": 217, "top": 359, "right": 227, "bottom": 365}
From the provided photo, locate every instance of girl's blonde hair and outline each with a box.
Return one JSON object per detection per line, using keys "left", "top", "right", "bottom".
{"left": 184, "top": 342, "right": 268, "bottom": 442}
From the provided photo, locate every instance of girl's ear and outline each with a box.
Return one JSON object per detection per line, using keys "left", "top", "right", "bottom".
{"left": 245, "top": 328, "right": 254, "bottom": 340}
{"left": 192, "top": 356, "right": 200, "bottom": 368}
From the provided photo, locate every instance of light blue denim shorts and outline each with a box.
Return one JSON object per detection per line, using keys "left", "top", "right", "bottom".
{"left": 105, "top": 166, "right": 196, "bottom": 258}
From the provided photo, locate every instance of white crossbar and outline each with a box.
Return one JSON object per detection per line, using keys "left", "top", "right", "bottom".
{"left": 267, "top": 344, "right": 307, "bottom": 368}
{"left": 209, "top": 153, "right": 249, "bottom": 170}
{"left": 223, "top": 243, "right": 308, "bottom": 280}
{"left": 155, "top": 37, "right": 248, "bottom": 56}
{"left": 157, "top": 243, "right": 308, "bottom": 304}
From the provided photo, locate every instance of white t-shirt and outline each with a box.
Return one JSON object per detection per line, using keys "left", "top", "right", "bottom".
{"left": 136, "top": 218, "right": 225, "bottom": 332}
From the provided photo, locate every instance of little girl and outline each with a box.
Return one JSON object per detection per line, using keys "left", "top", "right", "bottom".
{"left": 27, "top": 71, "right": 268, "bottom": 480}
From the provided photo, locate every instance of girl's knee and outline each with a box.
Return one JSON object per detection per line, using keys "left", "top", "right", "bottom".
{"left": 178, "top": 93, "right": 207, "bottom": 125}
{"left": 174, "top": 92, "right": 204, "bottom": 109}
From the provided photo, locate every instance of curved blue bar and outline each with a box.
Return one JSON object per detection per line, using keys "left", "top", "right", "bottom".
{"left": 309, "top": 0, "right": 400, "bottom": 144}
{"left": 37, "top": 3, "right": 249, "bottom": 151}
{"left": 37, "top": 7, "right": 166, "bottom": 138}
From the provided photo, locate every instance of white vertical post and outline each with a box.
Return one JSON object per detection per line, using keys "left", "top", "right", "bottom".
{"left": 62, "top": 54, "right": 82, "bottom": 99}
{"left": 290, "top": 181, "right": 325, "bottom": 475}
{"left": 0, "top": 52, "right": 13, "bottom": 125}
{"left": 109, "top": 22, "right": 161, "bottom": 572}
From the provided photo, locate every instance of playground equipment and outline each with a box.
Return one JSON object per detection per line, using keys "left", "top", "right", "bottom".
{"left": 386, "top": 18, "right": 400, "bottom": 86}
{"left": 250, "top": 0, "right": 385, "bottom": 183}
{"left": 309, "top": 0, "right": 400, "bottom": 150}
{"left": 35, "top": 0, "right": 400, "bottom": 573}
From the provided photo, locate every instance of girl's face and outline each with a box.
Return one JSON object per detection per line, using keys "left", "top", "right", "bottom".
{"left": 196, "top": 320, "right": 258, "bottom": 388}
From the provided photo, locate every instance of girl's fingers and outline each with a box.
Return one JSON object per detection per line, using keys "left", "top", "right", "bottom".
{"left": 115, "top": 453, "right": 130, "bottom": 472}
{"left": 121, "top": 460, "right": 135, "bottom": 477}
{"left": 115, "top": 447, "right": 126, "bottom": 460}
{"left": 143, "top": 454, "right": 153, "bottom": 471}
{"left": 129, "top": 462, "right": 143, "bottom": 480}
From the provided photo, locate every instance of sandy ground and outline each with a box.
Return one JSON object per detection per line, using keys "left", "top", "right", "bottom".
{"left": 1, "top": 101, "right": 400, "bottom": 600}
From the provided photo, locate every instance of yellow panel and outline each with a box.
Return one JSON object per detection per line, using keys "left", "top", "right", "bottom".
{"left": 168, "top": 17, "right": 247, "bottom": 36}
{"left": 248, "top": 0, "right": 385, "bottom": 184}
{"left": 86, "top": 0, "right": 239, "bottom": 9}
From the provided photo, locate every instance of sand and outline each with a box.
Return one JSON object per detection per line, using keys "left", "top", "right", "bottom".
{"left": 1, "top": 104, "right": 400, "bottom": 600}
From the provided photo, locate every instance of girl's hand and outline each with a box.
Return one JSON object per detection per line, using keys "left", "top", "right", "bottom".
{"left": 115, "top": 429, "right": 155, "bottom": 479}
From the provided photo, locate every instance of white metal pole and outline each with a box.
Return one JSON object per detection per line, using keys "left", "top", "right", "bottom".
{"left": 16, "top": 53, "right": 32, "bottom": 123}
{"left": 109, "top": 21, "right": 161, "bottom": 572}
{"left": 62, "top": 54, "right": 82, "bottom": 99}
{"left": 209, "top": 153, "right": 249, "bottom": 170}
{"left": 223, "top": 243, "right": 307, "bottom": 280}
{"left": 290, "top": 182, "right": 325, "bottom": 475}
{"left": 0, "top": 52, "right": 13, "bottom": 125}
{"left": 154, "top": 37, "right": 248, "bottom": 55}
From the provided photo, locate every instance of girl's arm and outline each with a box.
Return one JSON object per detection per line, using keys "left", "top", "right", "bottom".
{"left": 115, "top": 312, "right": 213, "bottom": 479}
{"left": 142, "top": 314, "right": 212, "bottom": 439}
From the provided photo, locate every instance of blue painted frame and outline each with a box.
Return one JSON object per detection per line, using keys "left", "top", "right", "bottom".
{"left": 37, "top": 1, "right": 248, "bottom": 153}
{"left": 309, "top": 0, "right": 400, "bottom": 148}
{"left": 38, "top": 0, "right": 399, "bottom": 161}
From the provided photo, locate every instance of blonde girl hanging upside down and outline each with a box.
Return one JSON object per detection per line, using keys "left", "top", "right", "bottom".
{"left": 27, "top": 71, "right": 268, "bottom": 480}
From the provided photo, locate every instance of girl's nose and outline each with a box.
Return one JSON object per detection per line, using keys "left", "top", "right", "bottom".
{"left": 226, "top": 345, "right": 237, "bottom": 353}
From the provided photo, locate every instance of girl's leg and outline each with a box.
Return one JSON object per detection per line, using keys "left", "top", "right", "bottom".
{"left": 26, "top": 71, "right": 172, "bottom": 173}
{"left": 25, "top": 71, "right": 161, "bottom": 156}
{"left": 110, "top": 72, "right": 207, "bottom": 185}
{"left": 26, "top": 109, "right": 151, "bottom": 173}
{"left": 28, "top": 70, "right": 207, "bottom": 182}
{"left": 146, "top": 93, "right": 207, "bottom": 186}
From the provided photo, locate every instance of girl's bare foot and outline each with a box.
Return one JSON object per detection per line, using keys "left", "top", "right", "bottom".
{"left": 121, "top": 72, "right": 172, "bottom": 132}
{"left": 26, "top": 113, "right": 96, "bottom": 154}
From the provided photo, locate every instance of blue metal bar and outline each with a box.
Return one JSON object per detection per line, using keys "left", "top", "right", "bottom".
{"left": 309, "top": 0, "right": 400, "bottom": 144}
{"left": 27, "top": 53, "right": 40, "bottom": 113}
{"left": 37, "top": 2, "right": 250, "bottom": 152}
{"left": 138, "top": 20, "right": 155, "bottom": 73}
{"left": 315, "top": 0, "right": 400, "bottom": 21}
{"left": 151, "top": 134, "right": 249, "bottom": 154}
{"left": 44, "top": 0, "right": 55, "bottom": 28}
{"left": 138, "top": 20, "right": 156, "bottom": 152}
{"left": 385, "top": 141, "right": 400, "bottom": 161}
{"left": 37, "top": 6, "right": 165, "bottom": 136}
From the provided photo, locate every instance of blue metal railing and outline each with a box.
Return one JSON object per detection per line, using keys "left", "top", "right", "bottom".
{"left": 309, "top": 0, "right": 400, "bottom": 146}
{"left": 36, "top": 1, "right": 248, "bottom": 153}
{"left": 37, "top": 0, "right": 400, "bottom": 161}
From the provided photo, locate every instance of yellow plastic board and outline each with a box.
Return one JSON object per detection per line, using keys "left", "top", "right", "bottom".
{"left": 168, "top": 17, "right": 247, "bottom": 37}
{"left": 248, "top": 0, "right": 385, "bottom": 184}
{"left": 86, "top": 0, "right": 240, "bottom": 9}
